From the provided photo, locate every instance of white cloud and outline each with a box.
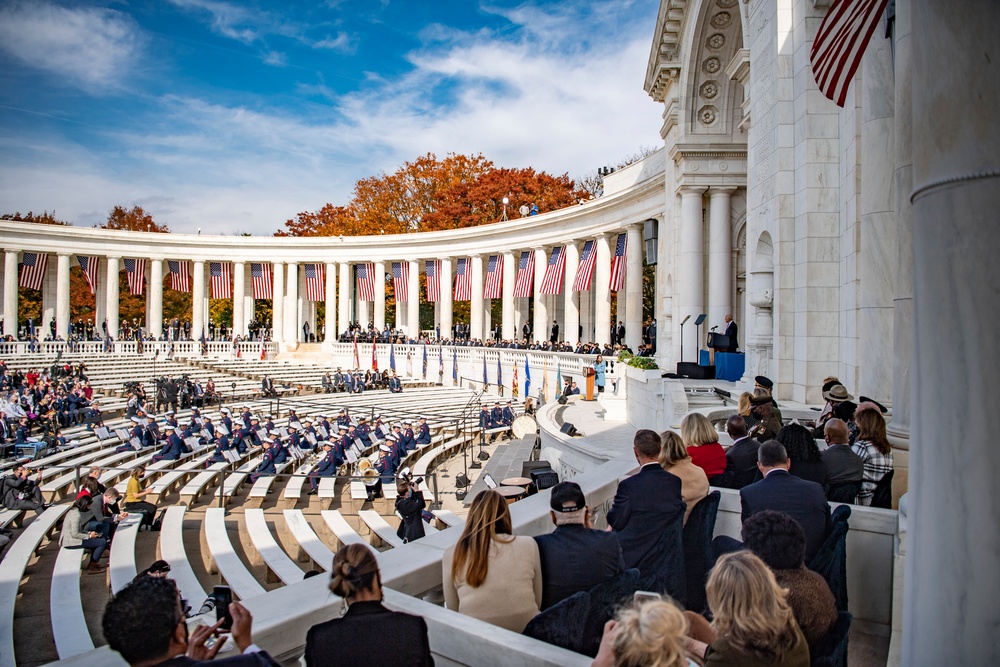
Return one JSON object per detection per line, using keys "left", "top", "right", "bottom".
{"left": 263, "top": 51, "right": 287, "bottom": 67}
{"left": 167, "top": 0, "right": 262, "bottom": 44}
{"left": 312, "top": 32, "right": 354, "bottom": 53}
{"left": 0, "top": 1, "right": 140, "bottom": 92}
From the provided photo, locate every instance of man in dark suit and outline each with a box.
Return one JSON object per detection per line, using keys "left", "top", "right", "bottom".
{"left": 717, "top": 415, "right": 760, "bottom": 489}
{"left": 724, "top": 314, "right": 739, "bottom": 352}
{"left": 607, "top": 429, "right": 686, "bottom": 575}
{"left": 616, "top": 321, "right": 626, "bottom": 345}
{"left": 550, "top": 320, "right": 559, "bottom": 343}
{"left": 715, "top": 440, "right": 831, "bottom": 562}
{"left": 821, "top": 418, "right": 864, "bottom": 485}
{"left": 535, "top": 482, "right": 624, "bottom": 609}
{"left": 522, "top": 320, "right": 531, "bottom": 340}
{"left": 102, "top": 575, "right": 279, "bottom": 666}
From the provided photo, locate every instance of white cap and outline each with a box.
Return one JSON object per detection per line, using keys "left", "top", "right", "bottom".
{"left": 379, "top": 444, "right": 391, "bottom": 452}
{"left": 288, "top": 422, "right": 301, "bottom": 429}
{"left": 262, "top": 436, "right": 274, "bottom": 444}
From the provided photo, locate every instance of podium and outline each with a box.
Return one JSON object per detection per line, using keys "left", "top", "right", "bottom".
{"left": 584, "top": 367, "right": 596, "bottom": 401}
{"left": 707, "top": 332, "right": 731, "bottom": 365}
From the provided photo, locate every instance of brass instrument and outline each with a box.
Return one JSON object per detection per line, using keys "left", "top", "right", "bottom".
{"left": 357, "top": 456, "right": 380, "bottom": 486}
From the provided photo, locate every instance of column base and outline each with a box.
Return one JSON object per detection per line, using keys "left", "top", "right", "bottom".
{"left": 886, "top": 421, "right": 909, "bottom": 510}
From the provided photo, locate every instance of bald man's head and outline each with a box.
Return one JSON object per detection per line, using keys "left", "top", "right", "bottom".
{"left": 824, "top": 418, "right": 849, "bottom": 445}
{"left": 726, "top": 414, "right": 748, "bottom": 439}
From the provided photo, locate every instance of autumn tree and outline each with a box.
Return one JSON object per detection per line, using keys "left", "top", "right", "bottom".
{"left": 102, "top": 205, "right": 169, "bottom": 232}
{"left": 1, "top": 211, "right": 70, "bottom": 226}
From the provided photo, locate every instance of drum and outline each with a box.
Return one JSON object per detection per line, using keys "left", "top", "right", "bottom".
{"left": 511, "top": 415, "right": 537, "bottom": 439}
{"left": 496, "top": 486, "right": 526, "bottom": 504}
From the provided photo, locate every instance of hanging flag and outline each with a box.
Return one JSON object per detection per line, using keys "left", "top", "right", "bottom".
{"left": 353, "top": 335, "right": 360, "bottom": 368}
{"left": 389, "top": 343, "right": 396, "bottom": 371}
{"left": 512, "top": 251, "right": 534, "bottom": 298}
{"left": 357, "top": 263, "right": 375, "bottom": 301}
{"left": 542, "top": 361, "right": 550, "bottom": 403}
{"left": 18, "top": 252, "right": 47, "bottom": 291}
{"left": 810, "top": 0, "right": 890, "bottom": 107}
{"left": 167, "top": 260, "right": 190, "bottom": 292}
{"left": 425, "top": 260, "right": 441, "bottom": 302}
{"left": 497, "top": 355, "right": 503, "bottom": 397}
{"left": 123, "top": 258, "right": 145, "bottom": 296}
{"left": 513, "top": 365, "right": 519, "bottom": 399}
{"left": 422, "top": 342, "right": 428, "bottom": 379}
{"left": 483, "top": 255, "right": 503, "bottom": 299}
{"left": 453, "top": 258, "right": 471, "bottom": 301}
{"left": 482, "top": 353, "right": 488, "bottom": 387}
{"left": 539, "top": 246, "right": 565, "bottom": 294}
{"left": 609, "top": 233, "right": 628, "bottom": 292}
{"left": 406, "top": 348, "right": 413, "bottom": 377}
{"left": 524, "top": 356, "right": 531, "bottom": 397}
{"left": 371, "top": 338, "right": 378, "bottom": 371}
{"left": 438, "top": 346, "right": 444, "bottom": 381}
{"left": 76, "top": 256, "right": 99, "bottom": 294}
{"left": 209, "top": 262, "right": 231, "bottom": 299}
{"left": 572, "top": 240, "right": 597, "bottom": 291}
{"left": 556, "top": 360, "right": 562, "bottom": 394}
{"left": 305, "top": 263, "right": 325, "bottom": 301}
{"left": 391, "top": 261, "right": 409, "bottom": 302}
{"left": 250, "top": 263, "right": 273, "bottom": 299}
{"left": 452, "top": 348, "right": 458, "bottom": 382}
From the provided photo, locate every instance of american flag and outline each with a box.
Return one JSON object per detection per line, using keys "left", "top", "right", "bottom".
{"left": 453, "top": 258, "right": 471, "bottom": 301}
{"left": 19, "top": 252, "right": 47, "bottom": 291}
{"left": 123, "top": 258, "right": 145, "bottom": 296}
{"left": 210, "top": 262, "right": 232, "bottom": 299}
{"left": 483, "top": 255, "right": 503, "bottom": 299}
{"left": 167, "top": 260, "right": 190, "bottom": 292}
{"left": 572, "top": 240, "right": 597, "bottom": 291}
{"left": 513, "top": 251, "right": 534, "bottom": 298}
{"left": 305, "top": 263, "right": 325, "bottom": 301}
{"left": 250, "top": 263, "right": 272, "bottom": 299}
{"left": 810, "top": 0, "right": 889, "bottom": 107}
{"left": 357, "top": 263, "right": 375, "bottom": 301}
{"left": 425, "top": 260, "right": 441, "bottom": 302}
{"left": 391, "top": 261, "right": 409, "bottom": 302}
{"left": 539, "top": 246, "right": 565, "bottom": 295}
{"left": 609, "top": 233, "right": 628, "bottom": 292}
{"left": 371, "top": 338, "right": 378, "bottom": 371}
{"left": 76, "top": 256, "right": 99, "bottom": 294}
{"left": 353, "top": 334, "right": 360, "bottom": 367}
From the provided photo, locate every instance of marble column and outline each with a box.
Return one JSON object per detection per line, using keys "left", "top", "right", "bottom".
{"left": 708, "top": 187, "right": 736, "bottom": 330}
{"left": 440, "top": 258, "right": 453, "bottom": 341}
{"left": 94, "top": 262, "right": 106, "bottom": 336}
{"left": 285, "top": 262, "right": 299, "bottom": 342}
{"left": 3, "top": 251, "right": 17, "bottom": 337}
{"left": 563, "top": 242, "right": 580, "bottom": 346}
{"left": 904, "top": 1, "right": 1000, "bottom": 663}
{"left": 407, "top": 260, "right": 419, "bottom": 338}
{"left": 532, "top": 248, "right": 547, "bottom": 342}
{"left": 148, "top": 259, "right": 164, "bottom": 339}
{"left": 272, "top": 261, "right": 284, "bottom": 343}
{"left": 106, "top": 256, "right": 120, "bottom": 338}
{"left": 232, "top": 261, "right": 245, "bottom": 338}
{"left": 394, "top": 296, "right": 403, "bottom": 331}
{"left": 42, "top": 266, "right": 55, "bottom": 333}
{"left": 625, "top": 223, "right": 644, "bottom": 350}
{"left": 325, "top": 262, "right": 337, "bottom": 343}
{"left": 191, "top": 260, "right": 205, "bottom": 341}
{"left": 55, "top": 253, "right": 70, "bottom": 340}
{"left": 502, "top": 251, "right": 516, "bottom": 340}
{"left": 594, "top": 234, "right": 612, "bottom": 346}
{"left": 679, "top": 186, "right": 707, "bottom": 360}
{"left": 580, "top": 287, "right": 593, "bottom": 343}
{"left": 470, "top": 255, "right": 484, "bottom": 340}
{"left": 373, "top": 261, "right": 386, "bottom": 331}
{"left": 338, "top": 263, "right": 350, "bottom": 336}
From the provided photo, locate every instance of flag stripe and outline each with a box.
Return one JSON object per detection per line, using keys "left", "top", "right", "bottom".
{"left": 209, "top": 262, "right": 232, "bottom": 299}
{"left": 123, "top": 258, "right": 145, "bottom": 296}
{"left": 513, "top": 251, "right": 534, "bottom": 298}
{"left": 610, "top": 233, "right": 628, "bottom": 292}
{"left": 572, "top": 240, "right": 597, "bottom": 291}
{"left": 483, "top": 254, "right": 503, "bottom": 299}
{"left": 19, "top": 252, "right": 47, "bottom": 291}
{"left": 250, "top": 263, "right": 273, "bottom": 299}
{"left": 357, "top": 263, "right": 376, "bottom": 301}
{"left": 425, "top": 260, "right": 441, "bottom": 302}
{"left": 168, "top": 260, "right": 190, "bottom": 292}
{"left": 391, "top": 261, "right": 409, "bottom": 302}
{"left": 453, "top": 258, "right": 471, "bottom": 301}
{"left": 809, "top": 0, "right": 889, "bottom": 107}
{"left": 305, "top": 263, "right": 325, "bottom": 301}
{"left": 76, "top": 256, "right": 99, "bottom": 294}
{"left": 539, "top": 246, "right": 565, "bottom": 294}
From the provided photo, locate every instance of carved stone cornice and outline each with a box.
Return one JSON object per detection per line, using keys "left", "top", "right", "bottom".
{"left": 644, "top": 0, "right": 692, "bottom": 102}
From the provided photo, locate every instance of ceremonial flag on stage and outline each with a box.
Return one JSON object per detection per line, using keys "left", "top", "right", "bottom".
{"left": 497, "top": 355, "right": 503, "bottom": 396}
{"left": 513, "top": 251, "right": 534, "bottom": 298}
{"left": 76, "top": 256, "right": 99, "bottom": 294}
{"left": 353, "top": 335, "right": 360, "bottom": 368}
{"left": 391, "top": 262, "right": 409, "bottom": 302}
{"left": 610, "top": 233, "right": 628, "bottom": 292}
{"left": 389, "top": 343, "right": 396, "bottom": 371}
{"left": 542, "top": 361, "right": 550, "bottom": 403}
{"left": 250, "top": 263, "right": 272, "bottom": 299}
{"left": 422, "top": 343, "right": 428, "bottom": 379}
{"left": 539, "top": 246, "right": 565, "bottom": 295}
{"left": 19, "top": 252, "right": 47, "bottom": 291}
{"left": 556, "top": 361, "right": 562, "bottom": 394}
{"left": 482, "top": 354, "right": 488, "bottom": 387}
{"left": 167, "top": 260, "right": 190, "bottom": 292}
{"left": 453, "top": 258, "right": 471, "bottom": 301}
{"left": 483, "top": 255, "right": 503, "bottom": 299}
{"left": 439, "top": 346, "right": 444, "bottom": 382}
{"left": 572, "top": 240, "right": 597, "bottom": 291}
{"left": 209, "top": 262, "right": 231, "bottom": 299}
{"left": 810, "top": 0, "right": 890, "bottom": 107}
{"left": 512, "top": 365, "right": 519, "bottom": 399}
{"left": 371, "top": 338, "right": 378, "bottom": 371}
{"left": 305, "top": 264, "right": 325, "bottom": 301}
{"left": 406, "top": 348, "right": 413, "bottom": 377}
{"left": 123, "top": 258, "right": 145, "bottom": 296}
{"left": 452, "top": 348, "right": 458, "bottom": 382}
{"left": 357, "top": 263, "right": 376, "bottom": 302}
{"left": 523, "top": 356, "right": 531, "bottom": 398}
{"left": 425, "top": 260, "right": 441, "bottom": 302}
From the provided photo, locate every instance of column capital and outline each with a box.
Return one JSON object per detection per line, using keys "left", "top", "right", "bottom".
{"left": 708, "top": 186, "right": 738, "bottom": 196}
{"left": 678, "top": 185, "right": 708, "bottom": 196}
{"left": 56, "top": 251, "right": 73, "bottom": 258}
{"left": 106, "top": 255, "right": 121, "bottom": 261}
{"left": 627, "top": 221, "right": 645, "bottom": 231}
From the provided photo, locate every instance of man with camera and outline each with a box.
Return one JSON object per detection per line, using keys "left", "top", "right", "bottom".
{"left": 395, "top": 469, "right": 426, "bottom": 544}
{"left": 1, "top": 464, "right": 46, "bottom": 515}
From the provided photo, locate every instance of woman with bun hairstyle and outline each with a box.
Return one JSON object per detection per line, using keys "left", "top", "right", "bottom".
{"left": 592, "top": 598, "right": 699, "bottom": 667}
{"left": 304, "top": 543, "right": 433, "bottom": 666}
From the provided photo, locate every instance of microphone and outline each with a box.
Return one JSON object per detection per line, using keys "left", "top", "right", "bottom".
{"left": 710, "top": 326, "right": 718, "bottom": 331}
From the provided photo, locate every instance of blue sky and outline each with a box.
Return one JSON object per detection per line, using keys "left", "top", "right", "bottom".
{"left": 0, "top": 0, "right": 663, "bottom": 235}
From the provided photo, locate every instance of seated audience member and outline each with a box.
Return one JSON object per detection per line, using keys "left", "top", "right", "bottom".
{"left": 103, "top": 575, "right": 278, "bottom": 666}
{"left": 851, "top": 406, "right": 894, "bottom": 506}
{"left": 717, "top": 415, "right": 759, "bottom": 490}
{"left": 305, "top": 544, "right": 433, "bottom": 666}
{"left": 768, "top": 424, "right": 827, "bottom": 487}
{"left": 592, "top": 598, "right": 698, "bottom": 667}
{"left": 443, "top": 489, "right": 542, "bottom": 632}
{"left": 811, "top": 381, "right": 851, "bottom": 436}
{"left": 742, "top": 511, "right": 837, "bottom": 648}
{"left": 533, "top": 481, "right": 625, "bottom": 610}
{"left": 736, "top": 392, "right": 753, "bottom": 419}
{"left": 394, "top": 476, "right": 426, "bottom": 544}
{"left": 747, "top": 389, "right": 783, "bottom": 441}
{"left": 608, "top": 430, "right": 686, "bottom": 575}
{"left": 1, "top": 464, "right": 46, "bottom": 515}
{"left": 124, "top": 466, "right": 158, "bottom": 530}
{"left": 685, "top": 551, "right": 810, "bottom": 667}
{"left": 680, "top": 413, "right": 726, "bottom": 482}
{"left": 657, "top": 431, "right": 709, "bottom": 524}
{"left": 820, "top": 419, "right": 863, "bottom": 487}
{"left": 60, "top": 495, "right": 109, "bottom": 573}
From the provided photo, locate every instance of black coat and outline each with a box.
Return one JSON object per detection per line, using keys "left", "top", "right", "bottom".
{"left": 305, "top": 600, "right": 434, "bottom": 667}
{"left": 607, "top": 464, "right": 686, "bottom": 575}
{"left": 717, "top": 437, "right": 760, "bottom": 489}
{"left": 395, "top": 490, "right": 426, "bottom": 543}
{"left": 155, "top": 650, "right": 279, "bottom": 666}
{"left": 534, "top": 523, "right": 625, "bottom": 610}
{"left": 740, "top": 470, "right": 831, "bottom": 562}
{"left": 724, "top": 320, "right": 739, "bottom": 351}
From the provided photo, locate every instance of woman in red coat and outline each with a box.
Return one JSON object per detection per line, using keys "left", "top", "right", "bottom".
{"left": 681, "top": 412, "right": 726, "bottom": 483}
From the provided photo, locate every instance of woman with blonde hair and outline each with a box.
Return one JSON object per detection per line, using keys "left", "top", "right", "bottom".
{"left": 737, "top": 392, "right": 753, "bottom": 417}
{"left": 442, "top": 489, "right": 542, "bottom": 632}
{"left": 658, "top": 431, "right": 709, "bottom": 524}
{"left": 852, "top": 406, "right": 893, "bottom": 506}
{"left": 123, "top": 465, "right": 157, "bottom": 530}
{"left": 686, "top": 551, "right": 809, "bottom": 666}
{"left": 680, "top": 413, "right": 726, "bottom": 482}
{"left": 592, "top": 598, "right": 698, "bottom": 667}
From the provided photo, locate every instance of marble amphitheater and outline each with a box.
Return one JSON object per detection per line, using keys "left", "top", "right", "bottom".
{"left": 0, "top": 0, "right": 996, "bottom": 664}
